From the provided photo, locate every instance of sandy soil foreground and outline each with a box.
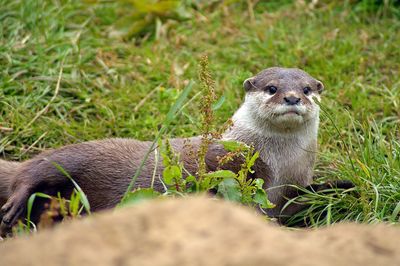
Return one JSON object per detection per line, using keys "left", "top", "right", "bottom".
{"left": 1, "top": 196, "right": 399, "bottom": 266}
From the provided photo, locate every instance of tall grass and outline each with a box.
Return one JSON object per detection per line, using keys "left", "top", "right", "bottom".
{"left": 287, "top": 107, "right": 400, "bottom": 226}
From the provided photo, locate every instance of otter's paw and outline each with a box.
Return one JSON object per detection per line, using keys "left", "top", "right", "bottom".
{"left": 307, "top": 180, "right": 355, "bottom": 193}
{"left": 0, "top": 190, "right": 29, "bottom": 237}
{"left": 329, "top": 180, "right": 355, "bottom": 190}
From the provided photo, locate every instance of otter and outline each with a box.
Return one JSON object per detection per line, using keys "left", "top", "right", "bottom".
{"left": 0, "top": 67, "right": 351, "bottom": 235}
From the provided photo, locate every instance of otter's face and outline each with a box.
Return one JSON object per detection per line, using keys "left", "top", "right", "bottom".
{"left": 243, "top": 67, "right": 323, "bottom": 131}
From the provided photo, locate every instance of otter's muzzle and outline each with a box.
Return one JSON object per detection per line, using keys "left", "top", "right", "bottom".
{"left": 284, "top": 96, "right": 301, "bottom": 105}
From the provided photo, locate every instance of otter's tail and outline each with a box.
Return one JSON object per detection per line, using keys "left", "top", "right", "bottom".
{"left": 0, "top": 159, "right": 20, "bottom": 206}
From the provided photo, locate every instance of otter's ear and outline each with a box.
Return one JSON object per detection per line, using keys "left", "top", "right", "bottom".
{"left": 316, "top": 80, "right": 324, "bottom": 94}
{"left": 243, "top": 77, "right": 255, "bottom": 91}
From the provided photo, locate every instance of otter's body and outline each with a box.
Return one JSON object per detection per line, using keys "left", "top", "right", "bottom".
{"left": 0, "top": 67, "right": 326, "bottom": 234}
{"left": 0, "top": 138, "right": 200, "bottom": 211}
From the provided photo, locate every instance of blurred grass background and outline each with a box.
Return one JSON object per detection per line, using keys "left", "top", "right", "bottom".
{"left": 0, "top": 0, "right": 399, "bottom": 225}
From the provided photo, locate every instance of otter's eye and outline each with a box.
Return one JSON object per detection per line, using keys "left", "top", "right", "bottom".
{"left": 266, "top": 86, "right": 278, "bottom": 95}
{"left": 303, "top": 87, "right": 311, "bottom": 95}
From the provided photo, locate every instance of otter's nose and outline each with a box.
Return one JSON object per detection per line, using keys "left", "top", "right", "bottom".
{"left": 284, "top": 96, "right": 301, "bottom": 105}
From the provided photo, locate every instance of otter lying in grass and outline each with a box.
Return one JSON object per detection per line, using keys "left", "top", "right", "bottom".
{"left": 0, "top": 67, "right": 353, "bottom": 235}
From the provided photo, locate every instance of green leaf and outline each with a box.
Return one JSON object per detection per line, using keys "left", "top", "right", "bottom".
{"left": 254, "top": 178, "right": 264, "bottom": 189}
{"left": 26, "top": 192, "right": 52, "bottom": 230}
{"left": 131, "top": 0, "right": 180, "bottom": 14}
{"left": 49, "top": 161, "right": 91, "bottom": 214}
{"left": 119, "top": 188, "right": 160, "bottom": 207}
{"left": 212, "top": 95, "right": 226, "bottom": 111}
{"left": 201, "top": 176, "right": 225, "bottom": 190}
{"left": 218, "top": 140, "right": 247, "bottom": 152}
{"left": 165, "top": 80, "right": 194, "bottom": 121}
{"left": 69, "top": 190, "right": 82, "bottom": 216}
{"left": 185, "top": 175, "right": 199, "bottom": 192}
{"left": 253, "top": 189, "right": 275, "bottom": 209}
{"left": 126, "top": 19, "right": 152, "bottom": 38}
{"left": 391, "top": 201, "right": 400, "bottom": 222}
{"left": 163, "top": 165, "right": 182, "bottom": 185}
{"left": 217, "top": 178, "right": 242, "bottom": 202}
{"left": 252, "top": 178, "right": 274, "bottom": 209}
{"left": 247, "top": 151, "right": 259, "bottom": 173}
{"left": 185, "top": 175, "right": 197, "bottom": 183}
{"left": 204, "top": 170, "right": 237, "bottom": 179}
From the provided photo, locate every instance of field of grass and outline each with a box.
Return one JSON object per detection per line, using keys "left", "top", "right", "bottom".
{"left": 0, "top": 0, "right": 399, "bottom": 227}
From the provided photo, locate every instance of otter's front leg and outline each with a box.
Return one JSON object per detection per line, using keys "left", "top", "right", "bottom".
{"left": 0, "top": 184, "right": 32, "bottom": 235}
{"left": 0, "top": 157, "right": 73, "bottom": 236}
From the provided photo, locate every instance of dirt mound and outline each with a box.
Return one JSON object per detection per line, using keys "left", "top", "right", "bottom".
{"left": 0, "top": 197, "right": 399, "bottom": 266}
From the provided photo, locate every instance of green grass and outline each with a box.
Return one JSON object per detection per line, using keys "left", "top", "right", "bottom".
{"left": 0, "top": 0, "right": 399, "bottom": 226}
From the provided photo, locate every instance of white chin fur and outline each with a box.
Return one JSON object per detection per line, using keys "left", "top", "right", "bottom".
{"left": 272, "top": 112, "right": 304, "bottom": 128}
{"left": 272, "top": 105, "right": 307, "bottom": 116}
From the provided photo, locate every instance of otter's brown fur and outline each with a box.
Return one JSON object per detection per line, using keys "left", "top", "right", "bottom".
{"left": 0, "top": 138, "right": 269, "bottom": 235}
{"left": 0, "top": 67, "right": 338, "bottom": 235}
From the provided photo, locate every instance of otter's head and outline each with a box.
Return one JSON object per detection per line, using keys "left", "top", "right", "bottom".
{"left": 242, "top": 67, "right": 323, "bottom": 133}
